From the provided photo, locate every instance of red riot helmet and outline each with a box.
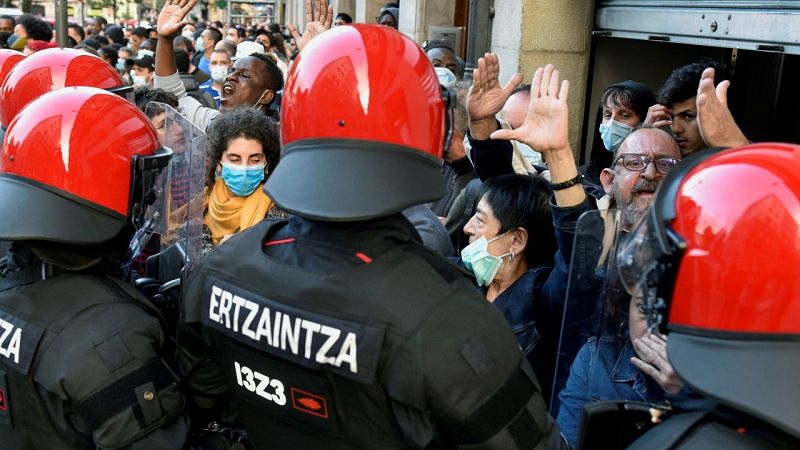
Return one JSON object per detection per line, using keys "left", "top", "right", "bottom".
{"left": 0, "top": 49, "right": 23, "bottom": 88}
{"left": 266, "top": 24, "right": 454, "bottom": 221}
{"left": 0, "top": 48, "right": 132, "bottom": 128}
{"left": 0, "top": 86, "right": 171, "bottom": 245}
{"left": 617, "top": 143, "right": 800, "bottom": 439}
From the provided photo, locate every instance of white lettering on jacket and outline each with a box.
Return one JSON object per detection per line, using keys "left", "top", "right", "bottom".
{"left": 208, "top": 286, "right": 358, "bottom": 374}
{"left": 0, "top": 317, "right": 22, "bottom": 364}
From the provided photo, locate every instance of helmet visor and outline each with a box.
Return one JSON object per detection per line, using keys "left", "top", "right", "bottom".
{"left": 124, "top": 146, "right": 170, "bottom": 269}
{"left": 108, "top": 85, "right": 135, "bottom": 104}
{"left": 616, "top": 207, "right": 688, "bottom": 333}
{"left": 616, "top": 211, "right": 666, "bottom": 296}
{"left": 130, "top": 146, "right": 172, "bottom": 232}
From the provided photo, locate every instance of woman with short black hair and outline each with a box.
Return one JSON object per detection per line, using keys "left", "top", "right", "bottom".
{"left": 461, "top": 173, "right": 562, "bottom": 395}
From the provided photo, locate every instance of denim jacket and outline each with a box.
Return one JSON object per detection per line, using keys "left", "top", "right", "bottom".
{"left": 479, "top": 195, "right": 594, "bottom": 401}
{"left": 556, "top": 335, "right": 667, "bottom": 448}
{"left": 491, "top": 267, "right": 549, "bottom": 356}
{"left": 465, "top": 132, "right": 601, "bottom": 401}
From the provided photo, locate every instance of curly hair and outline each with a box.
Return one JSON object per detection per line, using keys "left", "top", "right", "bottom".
{"left": 18, "top": 14, "right": 52, "bottom": 42}
{"left": 657, "top": 58, "right": 724, "bottom": 107}
{"left": 205, "top": 107, "right": 280, "bottom": 187}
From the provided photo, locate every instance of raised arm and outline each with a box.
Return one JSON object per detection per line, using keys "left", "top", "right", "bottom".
{"left": 696, "top": 67, "right": 748, "bottom": 148}
{"left": 491, "top": 64, "right": 585, "bottom": 208}
{"left": 467, "top": 53, "right": 523, "bottom": 140}
{"left": 155, "top": 0, "right": 197, "bottom": 77}
{"left": 287, "top": 0, "right": 333, "bottom": 52}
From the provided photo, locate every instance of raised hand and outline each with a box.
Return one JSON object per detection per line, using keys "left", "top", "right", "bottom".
{"left": 157, "top": 0, "right": 197, "bottom": 39}
{"left": 492, "top": 64, "right": 583, "bottom": 207}
{"left": 631, "top": 334, "right": 684, "bottom": 394}
{"left": 287, "top": 0, "right": 333, "bottom": 52}
{"left": 696, "top": 68, "right": 748, "bottom": 148}
{"left": 466, "top": 53, "right": 523, "bottom": 139}
{"left": 491, "top": 64, "right": 569, "bottom": 155}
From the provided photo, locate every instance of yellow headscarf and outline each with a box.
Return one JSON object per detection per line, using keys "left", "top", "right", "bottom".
{"left": 205, "top": 179, "right": 272, "bottom": 245}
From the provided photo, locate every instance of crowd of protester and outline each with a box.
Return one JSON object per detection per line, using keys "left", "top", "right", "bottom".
{"left": 0, "top": 1, "right": 789, "bottom": 448}
{"left": 0, "top": 11, "right": 297, "bottom": 102}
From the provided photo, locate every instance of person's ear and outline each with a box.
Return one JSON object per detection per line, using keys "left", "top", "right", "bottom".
{"left": 600, "top": 167, "right": 615, "bottom": 196}
{"left": 259, "top": 90, "right": 275, "bottom": 105}
{"left": 510, "top": 227, "right": 528, "bottom": 259}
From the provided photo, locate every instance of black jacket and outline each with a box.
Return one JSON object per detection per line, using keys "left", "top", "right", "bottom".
{"left": 179, "top": 214, "right": 564, "bottom": 449}
{"left": 0, "top": 270, "right": 189, "bottom": 450}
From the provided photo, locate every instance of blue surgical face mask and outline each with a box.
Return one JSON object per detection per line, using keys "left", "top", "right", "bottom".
{"left": 115, "top": 59, "right": 126, "bottom": 71}
{"left": 7, "top": 34, "right": 26, "bottom": 51}
{"left": 460, "top": 231, "right": 512, "bottom": 286}
{"left": 599, "top": 119, "right": 634, "bottom": 152}
{"left": 220, "top": 161, "right": 266, "bottom": 196}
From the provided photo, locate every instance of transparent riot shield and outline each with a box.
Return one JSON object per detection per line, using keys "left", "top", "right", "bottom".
{"left": 550, "top": 209, "right": 621, "bottom": 414}
{"left": 149, "top": 101, "right": 207, "bottom": 272}
{"left": 132, "top": 102, "right": 206, "bottom": 332}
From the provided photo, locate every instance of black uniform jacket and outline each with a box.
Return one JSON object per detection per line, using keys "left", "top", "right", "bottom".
{"left": 179, "top": 214, "right": 564, "bottom": 449}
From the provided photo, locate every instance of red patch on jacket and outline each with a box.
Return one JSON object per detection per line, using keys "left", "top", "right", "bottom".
{"left": 0, "top": 387, "right": 7, "bottom": 411}
{"left": 290, "top": 387, "right": 329, "bottom": 419}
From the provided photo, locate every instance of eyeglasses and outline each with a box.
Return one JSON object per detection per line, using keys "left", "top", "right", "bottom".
{"left": 614, "top": 154, "right": 680, "bottom": 175}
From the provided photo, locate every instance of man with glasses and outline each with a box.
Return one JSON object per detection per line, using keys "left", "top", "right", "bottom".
{"left": 599, "top": 127, "right": 681, "bottom": 231}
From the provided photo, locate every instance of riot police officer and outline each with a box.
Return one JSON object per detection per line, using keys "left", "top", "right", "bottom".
{"left": 0, "top": 49, "right": 23, "bottom": 89}
{"left": 0, "top": 87, "right": 191, "bottom": 449}
{"left": 178, "top": 24, "right": 563, "bottom": 449}
{"left": 0, "top": 47, "right": 134, "bottom": 129}
{"left": 615, "top": 143, "right": 800, "bottom": 449}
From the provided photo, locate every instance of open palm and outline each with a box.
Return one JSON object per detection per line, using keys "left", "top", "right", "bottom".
{"left": 492, "top": 64, "right": 570, "bottom": 155}
{"left": 157, "top": 0, "right": 197, "bottom": 38}
{"left": 288, "top": 0, "right": 333, "bottom": 52}
{"left": 696, "top": 68, "right": 747, "bottom": 147}
{"left": 467, "top": 53, "right": 523, "bottom": 122}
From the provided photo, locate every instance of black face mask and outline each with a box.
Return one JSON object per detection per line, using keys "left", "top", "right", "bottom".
{"left": 0, "top": 32, "right": 12, "bottom": 49}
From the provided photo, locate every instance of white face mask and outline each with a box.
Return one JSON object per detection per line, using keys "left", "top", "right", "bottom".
{"left": 182, "top": 28, "right": 195, "bottom": 39}
{"left": 210, "top": 66, "right": 229, "bottom": 84}
{"left": 130, "top": 70, "right": 148, "bottom": 87}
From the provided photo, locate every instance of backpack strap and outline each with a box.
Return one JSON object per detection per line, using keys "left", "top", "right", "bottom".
{"left": 462, "top": 178, "right": 483, "bottom": 222}
{"left": 455, "top": 179, "right": 484, "bottom": 252}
